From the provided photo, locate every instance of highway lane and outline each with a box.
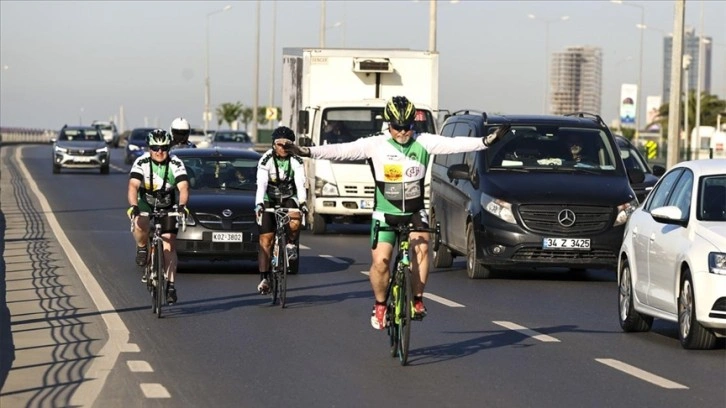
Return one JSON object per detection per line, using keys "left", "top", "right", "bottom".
{"left": 10, "top": 144, "right": 725, "bottom": 407}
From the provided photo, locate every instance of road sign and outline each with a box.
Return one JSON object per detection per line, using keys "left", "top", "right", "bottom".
{"left": 645, "top": 140, "right": 657, "bottom": 160}
{"left": 265, "top": 107, "right": 277, "bottom": 121}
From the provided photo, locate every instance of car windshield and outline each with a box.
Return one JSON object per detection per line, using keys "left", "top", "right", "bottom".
{"left": 214, "top": 132, "right": 251, "bottom": 143}
{"left": 319, "top": 107, "right": 436, "bottom": 145}
{"left": 699, "top": 175, "right": 726, "bottom": 221}
{"left": 180, "top": 156, "right": 257, "bottom": 191}
{"left": 131, "top": 129, "right": 152, "bottom": 141}
{"left": 487, "top": 126, "right": 619, "bottom": 173}
{"left": 59, "top": 129, "right": 102, "bottom": 141}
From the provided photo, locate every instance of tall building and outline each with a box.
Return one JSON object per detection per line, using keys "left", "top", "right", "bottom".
{"left": 550, "top": 46, "right": 602, "bottom": 116}
{"left": 663, "top": 27, "right": 712, "bottom": 102}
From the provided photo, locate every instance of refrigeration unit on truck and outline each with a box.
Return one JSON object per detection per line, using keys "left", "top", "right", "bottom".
{"left": 281, "top": 47, "right": 440, "bottom": 234}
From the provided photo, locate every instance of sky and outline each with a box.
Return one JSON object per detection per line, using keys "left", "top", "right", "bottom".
{"left": 1, "top": 0, "right": 725, "bottom": 132}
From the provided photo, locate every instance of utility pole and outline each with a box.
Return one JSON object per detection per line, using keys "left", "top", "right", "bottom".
{"left": 666, "top": 0, "right": 686, "bottom": 169}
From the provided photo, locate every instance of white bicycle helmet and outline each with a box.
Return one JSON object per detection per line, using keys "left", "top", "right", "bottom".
{"left": 170, "top": 117, "right": 191, "bottom": 144}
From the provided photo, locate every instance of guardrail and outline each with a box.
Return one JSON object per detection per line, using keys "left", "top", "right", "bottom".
{"left": 0, "top": 129, "right": 54, "bottom": 144}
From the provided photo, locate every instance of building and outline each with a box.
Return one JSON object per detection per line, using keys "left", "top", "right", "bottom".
{"left": 550, "top": 46, "right": 602, "bottom": 116}
{"left": 662, "top": 27, "right": 712, "bottom": 102}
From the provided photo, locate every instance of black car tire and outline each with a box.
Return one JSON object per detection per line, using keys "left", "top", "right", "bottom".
{"left": 466, "top": 222, "right": 492, "bottom": 279}
{"left": 679, "top": 269, "right": 718, "bottom": 349}
{"left": 431, "top": 211, "right": 453, "bottom": 268}
{"left": 618, "top": 258, "right": 653, "bottom": 332}
{"left": 311, "top": 212, "right": 326, "bottom": 235}
{"left": 101, "top": 165, "right": 110, "bottom": 174}
{"left": 52, "top": 164, "right": 60, "bottom": 174}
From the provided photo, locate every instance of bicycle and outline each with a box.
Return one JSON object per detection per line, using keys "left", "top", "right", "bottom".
{"left": 131, "top": 205, "right": 186, "bottom": 318}
{"left": 260, "top": 206, "right": 304, "bottom": 308}
{"left": 372, "top": 219, "right": 440, "bottom": 366}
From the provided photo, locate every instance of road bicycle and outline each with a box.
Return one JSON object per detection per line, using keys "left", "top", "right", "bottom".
{"left": 261, "top": 206, "right": 304, "bottom": 308}
{"left": 131, "top": 206, "right": 186, "bottom": 318}
{"left": 372, "top": 219, "right": 440, "bottom": 366}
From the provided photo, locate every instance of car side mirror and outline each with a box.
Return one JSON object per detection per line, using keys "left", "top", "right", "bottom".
{"left": 447, "top": 163, "right": 470, "bottom": 182}
{"left": 651, "top": 164, "right": 666, "bottom": 177}
{"left": 627, "top": 167, "right": 645, "bottom": 184}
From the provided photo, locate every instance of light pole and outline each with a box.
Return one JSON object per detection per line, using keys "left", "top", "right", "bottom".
{"left": 683, "top": 54, "right": 692, "bottom": 159}
{"left": 268, "top": 0, "right": 277, "bottom": 130}
{"left": 204, "top": 4, "right": 232, "bottom": 134}
{"left": 527, "top": 14, "right": 569, "bottom": 114}
{"left": 252, "top": 0, "right": 260, "bottom": 143}
{"left": 611, "top": 0, "right": 645, "bottom": 144}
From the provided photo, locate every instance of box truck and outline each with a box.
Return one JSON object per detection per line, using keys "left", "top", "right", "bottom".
{"left": 281, "top": 47, "right": 439, "bottom": 234}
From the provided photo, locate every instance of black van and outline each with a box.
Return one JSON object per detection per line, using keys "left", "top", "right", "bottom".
{"left": 430, "top": 112, "right": 642, "bottom": 279}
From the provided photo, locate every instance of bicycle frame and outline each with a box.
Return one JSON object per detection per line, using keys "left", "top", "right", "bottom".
{"left": 262, "top": 206, "right": 304, "bottom": 308}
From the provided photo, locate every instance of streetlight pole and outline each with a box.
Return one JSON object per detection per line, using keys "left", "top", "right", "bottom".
{"left": 252, "top": 0, "right": 261, "bottom": 143}
{"left": 694, "top": 1, "right": 706, "bottom": 159}
{"left": 666, "top": 0, "right": 685, "bottom": 168}
{"left": 204, "top": 5, "right": 232, "bottom": 135}
{"left": 611, "top": 0, "right": 644, "bottom": 144}
{"left": 528, "top": 14, "right": 569, "bottom": 114}
{"left": 269, "top": 0, "right": 277, "bottom": 130}
{"left": 683, "top": 54, "right": 692, "bottom": 159}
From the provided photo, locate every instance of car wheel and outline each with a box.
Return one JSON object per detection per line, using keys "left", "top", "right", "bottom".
{"left": 311, "top": 212, "right": 326, "bottom": 235}
{"left": 100, "top": 165, "right": 110, "bottom": 175}
{"left": 679, "top": 269, "right": 717, "bottom": 349}
{"left": 618, "top": 258, "right": 653, "bottom": 332}
{"left": 431, "top": 211, "right": 453, "bottom": 268}
{"left": 52, "top": 164, "right": 61, "bottom": 174}
{"left": 466, "top": 222, "right": 491, "bottom": 279}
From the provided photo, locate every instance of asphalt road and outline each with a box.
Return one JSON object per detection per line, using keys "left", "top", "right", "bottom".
{"left": 2, "top": 144, "right": 724, "bottom": 407}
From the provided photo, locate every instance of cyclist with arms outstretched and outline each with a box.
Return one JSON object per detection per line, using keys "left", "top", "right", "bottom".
{"left": 127, "top": 129, "right": 190, "bottom": 304}
{"left": 283, "top": 96, "right": 510, "bottom": 329}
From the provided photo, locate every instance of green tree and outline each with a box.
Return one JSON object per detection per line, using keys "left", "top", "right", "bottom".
{"left": 240, "top": 107, "right": 254, "bottom": 130}
{"left": 215, "top": 102, "right": 244, "bottom": 129}
{"left": 651, "top": 91, "right": 726, "bottom": 138}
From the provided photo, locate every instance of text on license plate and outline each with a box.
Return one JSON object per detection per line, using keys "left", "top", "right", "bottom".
{"left": 543, "top": 238, "right": 591, "bottom": 249}
{"left": 212, "top": 232, "right": 244, "bottom": 242}
{"left": 74, "top": 157, "right": 93, "bottom": 162}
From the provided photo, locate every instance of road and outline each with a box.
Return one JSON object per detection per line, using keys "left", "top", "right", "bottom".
{"left": 1, "top": 144, "right": 724, "bottom": 407}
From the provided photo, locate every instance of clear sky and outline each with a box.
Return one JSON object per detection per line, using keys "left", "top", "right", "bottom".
{"left": 1, "top": 0, "right": 724, "bottom": 131}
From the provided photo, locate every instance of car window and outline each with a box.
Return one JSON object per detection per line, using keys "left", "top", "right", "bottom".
{"left": 667, "top": 169, "right": 693, "bottom": 218}
{"left": 181, "top": 156, "right": 257, "bottom": 190}
{"left": 446, "top": 122, "right": 471, "bottom": 166}
{"left": 60, "top": 129, "right": 101, "bottom": 141}
{"left": 700, "top": 176, "right": 726, "bottom": 221}
{"left": 645, "top": 168, "right": 684, "bottom": 211}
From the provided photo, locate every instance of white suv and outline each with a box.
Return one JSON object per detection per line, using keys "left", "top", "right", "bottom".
{"left": 92, "top": 121, "right": 120, "bottom": 147}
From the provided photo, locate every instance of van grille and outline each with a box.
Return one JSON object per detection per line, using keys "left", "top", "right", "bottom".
{"left": 518, "top": 205, "right": 613, "bottom": 234}
{"left": 512, "top": 248, "right": 617, "bottom": 264}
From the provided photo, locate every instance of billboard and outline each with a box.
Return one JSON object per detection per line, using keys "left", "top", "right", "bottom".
{"left": 619, "top": 83, "right": 638, "bottom": 128}
{"left": 646, "top": 95, "right": 662, "bottom": 131}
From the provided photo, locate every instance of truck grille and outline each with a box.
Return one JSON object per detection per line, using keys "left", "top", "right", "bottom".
{"left": 518, "top": 205, "right": 613, "bottom": 235}
{"left": 342, "top": 184, "right": 376, "bottom": 195}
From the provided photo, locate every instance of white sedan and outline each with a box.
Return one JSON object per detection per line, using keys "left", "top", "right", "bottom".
{"left": 618, "top": 158, "right": 726, "bottom": 349}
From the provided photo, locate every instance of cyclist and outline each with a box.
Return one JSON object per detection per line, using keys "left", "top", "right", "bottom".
{"left": 127, "top": 129, "right": 190, "bottom": 305}
{"left": 255, "top": 126, "right": 308, "bottom": 295}
{"left": 282, "top": 96, "right": 510, "bottom": 329}
{"left": 169, "top": 117, "right": 197, "bottom": 149}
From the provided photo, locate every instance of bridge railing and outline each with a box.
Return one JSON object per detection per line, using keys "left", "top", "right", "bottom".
{"left": 0, "top": 128, "right": 55, "bottom": 145}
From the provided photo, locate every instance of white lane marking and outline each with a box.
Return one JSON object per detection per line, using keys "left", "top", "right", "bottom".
{"left": 359, "top": 271, "right": 465, "bottom": 307}
{"left": 127, "top": 360, "right": 153, "bottom": 372}
{"left": 596, "top": 358, "right": 688, "bottom": 389}
{"left": 110, "top": 163, "right": 126, "bottom": 172}
{"left": 140, "top": 383, "right": 171, "bottom": 398}
{"left": 299, "top": 244, "right": 310, "bottom": 250}
{"left": 320, "top": 254, "right": 348, "bottom": 264}
{"left": 492, "top": 321, "right": 561, "bottom": 343}
{"left": 122, "top": 343, "right": 141, "bottom": 353}
{"left": 15, "top": 148, "right": 131, "bottom": 407}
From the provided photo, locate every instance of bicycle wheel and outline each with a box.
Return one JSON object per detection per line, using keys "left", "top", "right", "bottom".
{"left": 154, "top": 239, "right": 165, "bottom": 318}
{"left": 387, "top": 281, "right": 399, "bottom": 358}
{"left": 270, "top": 239, "right": 280, "bottom": 306}
{"left": 397, "top": 266, "right": 413, "bottom": 365}
{"left": 279, "top": 235, "right": 288, "bottom": 308}
{"left": 148, "top": 244, "right": 157, "bottom": 313}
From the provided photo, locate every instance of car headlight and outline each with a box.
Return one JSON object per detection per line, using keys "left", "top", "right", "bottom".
{"left": 55, "top": 146, "right": 68, "bottom": 153}
{"left": 128, "top": 144, "right": 140, "bottom": 151}
{"left": 709, "top": 252, "right": 726, "bottom": 275}
{"left": 613, "top": 199, "right": 639, "bottom": 226}
{"left": 315, "top": 177, "right": 338, "bottom": 196}
{"left": 481, "top": 194, "right": 516, "bottom": 224}
{"left": 96, "top": 147, "right": 109, "bottom": 153}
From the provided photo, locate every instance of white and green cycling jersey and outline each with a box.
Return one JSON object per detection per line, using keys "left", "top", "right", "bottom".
{"left": 308, "top": 130, "right": 489, "bottom": 215}
{"left": 129, "top": 153, "right": 188, "bottom": 211}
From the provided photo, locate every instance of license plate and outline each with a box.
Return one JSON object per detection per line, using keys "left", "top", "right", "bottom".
{"left": 212, "top": 232, "right": 244, "bottom": 242}
{"left": 360, "top": 199, "right": 374, "bottom": 209}
{"left": 543, "top": 238, "right": 591, "bottom": 249}
{"left": 74, "top": 156, "right": 93, "bottom": 162}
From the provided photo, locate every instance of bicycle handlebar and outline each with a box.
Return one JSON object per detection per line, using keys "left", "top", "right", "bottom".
{"left": 371, "top": 220, "right": 441, "bottom": 252}
{"left": 130, "top": 209, "right": 187, "bottom": 232}
{"left": 258, "top": 207, "right": 306, "bottom": 227}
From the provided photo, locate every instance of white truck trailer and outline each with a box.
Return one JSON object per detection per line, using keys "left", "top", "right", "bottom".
{"left": 281, "top": 47, "right": 440, "bottom": 234}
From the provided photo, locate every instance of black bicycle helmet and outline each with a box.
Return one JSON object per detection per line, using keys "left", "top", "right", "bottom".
{"left": 383, "top": 96, "right": 416, "bottom": 128}
{"left": 271, "top": 126, "right": 296, "bottom": 144}
{"left": 147, "top": 129, "right": 172, "bottom": 147}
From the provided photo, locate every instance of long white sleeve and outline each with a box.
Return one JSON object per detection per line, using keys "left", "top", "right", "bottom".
{"left": 308, "top": 136, "right": 380, "bottom": 161}
{"left": 415, "top": 133, "right": 487, "bottom": 154}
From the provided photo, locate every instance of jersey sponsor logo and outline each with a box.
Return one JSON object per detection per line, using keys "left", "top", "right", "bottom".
{"left": 383, "top": 164, "right": 403, "bottom": 182}
{"left": 408, "top": 153, "right": 418, "bottom": 161}
{"left": 404, "top": 183, "right": 421, "bottom": 199}
{"left": 405, "top": 166, "right": 422, "bottom": 178}
{"left": 384, "top": 183, "right": 402, "bottom": 200}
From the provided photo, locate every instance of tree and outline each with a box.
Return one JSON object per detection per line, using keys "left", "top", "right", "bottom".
{"left": 240, "top": 107, "right": 254, "bottom": 130}
{"left": 650, "top": 91, "right": 726, "bottom": 139}
{"left": 215, "top": 102, "right": 244, "bottom": 129}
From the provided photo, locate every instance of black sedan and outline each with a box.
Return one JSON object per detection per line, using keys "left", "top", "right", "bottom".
{"left": 125, "top": 127, "right": 155, "bottom": 164}
{"left": 173, "top": 148, "right": 262, "bottom": 265}
{"left": 615, "top": 135, "right": 666, "bottom": 203}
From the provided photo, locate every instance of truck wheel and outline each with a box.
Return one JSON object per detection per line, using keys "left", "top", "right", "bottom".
{"left": 311, "top": 213, "right": 326, "bottom": 234}
{"left": 466, "top": 223, "right": 492, "bottom": 279}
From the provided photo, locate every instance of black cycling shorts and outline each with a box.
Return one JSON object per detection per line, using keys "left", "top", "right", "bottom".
{"left": 370, "top": 209, "right": 430, "bottom": 246}
{"left": 259, "top": 198, "right": 299, "bottom": 234}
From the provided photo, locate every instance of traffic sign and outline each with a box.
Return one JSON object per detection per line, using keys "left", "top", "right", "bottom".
{"left": 265, "top": 107, "right": 277, "bottom": 121}
{"left": 645, "top": 140, "right": 657, "bottom": 160}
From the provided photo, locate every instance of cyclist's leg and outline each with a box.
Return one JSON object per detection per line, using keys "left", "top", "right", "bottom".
{"left": 257, "top": 210, "right": 275, "bottom": 293}
{"left": 409, "top": 209, "right": 431, "bottom": 317}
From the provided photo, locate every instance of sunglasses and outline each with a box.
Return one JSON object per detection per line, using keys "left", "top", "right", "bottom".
{"left": 149, "top": 145, "right": 170, "bottom": 152}
{"left": 390, "top": 124, "right": 412, "bottom": 132}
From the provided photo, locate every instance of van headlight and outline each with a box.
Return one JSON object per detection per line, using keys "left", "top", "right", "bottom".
{"left": 613, "top": 199, "right": 639, "bottom": 226}
{"left": 481, "top": 194, "right": 516, "bottom": 224}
